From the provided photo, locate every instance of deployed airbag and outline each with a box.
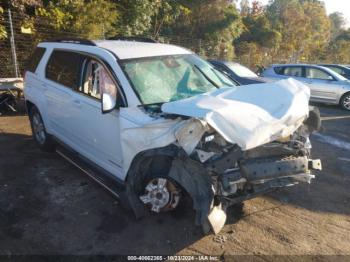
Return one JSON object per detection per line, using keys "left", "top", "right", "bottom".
{"left": 162, "top": 78, "right": 310, "bottom": 150}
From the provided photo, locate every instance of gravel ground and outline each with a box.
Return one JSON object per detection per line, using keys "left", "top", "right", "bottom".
{"left": 0, "top": 104, "right": 349, "bottom": 258}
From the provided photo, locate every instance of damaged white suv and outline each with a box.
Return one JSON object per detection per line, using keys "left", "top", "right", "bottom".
{"left": 24, "top": 38, "right": 322, "bottom": 234}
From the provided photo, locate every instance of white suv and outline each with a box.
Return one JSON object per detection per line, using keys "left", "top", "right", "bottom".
{"left": 24, "top": 38, "right": 322, "bottom": 234}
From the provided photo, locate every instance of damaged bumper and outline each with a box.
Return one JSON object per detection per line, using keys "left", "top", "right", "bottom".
{"left": 207, "top": 155, "right": 322, "bottom": 234}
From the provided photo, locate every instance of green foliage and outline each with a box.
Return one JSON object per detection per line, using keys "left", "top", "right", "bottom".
{"left": 0, "top": 7, "right": 7, "bottom": 39}
{"left": 37, "top": 0, "right": 118, "bottom": 38}
{"left": 1, "top": 0, "right": 350, "bottom": 68}
{"left": 329, "top": 12, "right": 346, "bottom": 40}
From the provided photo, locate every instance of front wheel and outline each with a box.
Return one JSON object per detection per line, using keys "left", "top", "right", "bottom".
{"left": 29, "top": 106, "right": 55, "bottom": 152}
{"left": 340, "top": 93, "right": 350, "bottom": 111}
{"left": 139, "top": 177, "right": 181, "bottom": 213}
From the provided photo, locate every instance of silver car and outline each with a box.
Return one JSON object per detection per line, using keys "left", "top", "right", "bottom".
{"left": 262, "top": 64, "right": 350, "bottom": 110}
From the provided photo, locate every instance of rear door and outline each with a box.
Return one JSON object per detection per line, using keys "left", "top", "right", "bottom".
{"left": 44, "top": 50, "right": 84, "bottom": 148}
{"left": 303, "top": 66, "right": 339, "bottom": 102}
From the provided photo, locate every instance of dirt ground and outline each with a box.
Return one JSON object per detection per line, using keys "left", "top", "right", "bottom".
{"left": 0, "top": 104, "right": 350, "bottom": 258}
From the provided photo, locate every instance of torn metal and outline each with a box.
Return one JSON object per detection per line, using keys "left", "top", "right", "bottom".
{"left": 120, "top": 79, "right": 322, "bottom": 234}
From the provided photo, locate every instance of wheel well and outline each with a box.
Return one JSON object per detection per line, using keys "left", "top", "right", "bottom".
{"left": 340, "top": 92, "right": 350, "bottom": 103}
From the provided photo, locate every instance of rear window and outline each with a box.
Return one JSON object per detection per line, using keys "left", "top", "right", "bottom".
{"left": 26, "top": 47, "right": 46, "bottom": 73}
{"left": 46, "top": 50, "right": 84, "bottom": 89}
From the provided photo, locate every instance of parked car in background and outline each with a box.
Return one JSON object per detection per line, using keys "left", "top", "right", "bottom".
{"left": 208, "top": 60, "right": 269, "bottom": 85}
{"left": 262, "top": 64, "right": 350, "bottom": 110}
{"left": 24, "top": 38, "right": 322, "bottom": 234}
{"left": 318, "top": 64, "right": 350, "bottom": 80}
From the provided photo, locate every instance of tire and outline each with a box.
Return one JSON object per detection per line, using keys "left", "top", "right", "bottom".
{"left": 138, "top": 157, "right": 182, "bottom": 213}
{"left": 340, "top": 92, "right": 350, "bottom": 111}
{"left": 29, "top": 106, "right": 55, "bottom": 152}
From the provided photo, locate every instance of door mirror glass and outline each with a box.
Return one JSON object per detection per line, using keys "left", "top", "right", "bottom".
{"left": 101, "top": 69, "right": 117, "bottom": 113}
{"left": 102, "top": 92, "right": 116, "bottom": 113}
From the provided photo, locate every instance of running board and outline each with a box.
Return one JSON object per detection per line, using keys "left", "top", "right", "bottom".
{"left": 56, "top": 146, "right": 125, "bottom": 199}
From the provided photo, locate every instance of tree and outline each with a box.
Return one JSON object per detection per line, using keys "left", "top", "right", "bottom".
{"left": 36, "top": 0, "right": 119, "bottom": 39}
{"left": 163, "top": 0, "right": 242, "bottom": 59}
{"left": 235, "top": 1, "right": 281, "bottom": 67}
{"left": 329, "top": 12, "right": 346, "bottom": 40}
{"left": 266, "top": 0, "right": 330, "bottom": 62}
{"left": 0, "top": 7, "right": 7, "bottom": 39}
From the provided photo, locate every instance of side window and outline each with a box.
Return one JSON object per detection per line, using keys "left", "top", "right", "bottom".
{"left": 283, "top": 67, "right": 303, "bottom": 77}
{"left": 80, "top": 59, "right": 117, "bottom": 100}
{"left": 46, "top": 50, "right": 83, "bottom": 89}
{"left": 274, "top": 66, "right": 285, "bottom": 75}
{"left": 26, "top": 47, "right": 46, "bottom": 73}
{"left": 305, "top": 68, "right": 333, "bottom": 80}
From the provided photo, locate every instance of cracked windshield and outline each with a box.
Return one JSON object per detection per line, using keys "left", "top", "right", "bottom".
{"left": 121, "top": 54, "right": 235, "bottom": 104}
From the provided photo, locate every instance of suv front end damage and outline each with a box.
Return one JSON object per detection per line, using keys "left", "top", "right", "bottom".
{"left": 162, "top": 108, "right": 321, "bottom": 233}
{"left": 121, "top": 78, "right": 322, "bottom": 234}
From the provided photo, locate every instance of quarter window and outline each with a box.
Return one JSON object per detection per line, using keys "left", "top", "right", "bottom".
{"left": 80, "top": 59, "right": 117, "bottom": 100}
{"left": 26, "top": 47, "right": 46, "bottom": 73}
{"left": 46, "top": 50, "right": 84, "bottom": 89}
{"left": 305, "top": 68, "right": 333, "bottom": 80}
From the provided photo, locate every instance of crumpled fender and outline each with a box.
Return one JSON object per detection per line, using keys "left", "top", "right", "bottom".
{"left": 124, "top": 146, "right": 216, "bottom": 230}
{"left": 167, "top": 157, "right": 214, "bottom": 226}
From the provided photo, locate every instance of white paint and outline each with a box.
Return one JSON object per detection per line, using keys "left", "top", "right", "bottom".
{"left": 162, "top": 78, "right": 310, "bottom": 151}
{"left": 94, "top": 40, "right": 192, "bottom": 60}
{"left": 313, "top": 132, "right": 350, "bottom": 151}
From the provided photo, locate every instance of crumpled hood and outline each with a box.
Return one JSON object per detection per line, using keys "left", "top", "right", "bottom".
{"left": 161, "top": 78, "right": 310, "bottom": 150}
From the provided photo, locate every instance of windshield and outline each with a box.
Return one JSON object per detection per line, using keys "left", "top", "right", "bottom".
{"left": 226, "top": 63, "right": 258, "bottom": 78}
{"left": 120, "top": 54, "right": 236, "bottom": 105}
{"left": 324, "top": 67, "right": 348, "bottom": 81}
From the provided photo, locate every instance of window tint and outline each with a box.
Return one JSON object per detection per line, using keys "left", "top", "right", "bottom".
{"left": 284, "top": 67, "right": 303, "bottom": 77}
{"left": 26, "top": 47, "right": 46, "bottom": 73}
{"left": 305, "top": 67, "right": 333, "bottom": 80}
{"left": 274, "top": 66, "right": 285, "bottom": 75}
{"left": 46, "top": 50, "right": 84, "bottom": 89}
{"left": 80, "top": 59, "right": 117, "bottom": 100}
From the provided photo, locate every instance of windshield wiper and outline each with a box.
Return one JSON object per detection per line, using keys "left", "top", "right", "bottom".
{"left": 193, "top": 64, "right": 219, "bottom": 88}
{"left": 138, "top": 102, "right": 164, "bottom": 113}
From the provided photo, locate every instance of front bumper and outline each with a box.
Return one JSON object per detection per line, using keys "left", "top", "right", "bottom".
{"left": 221, "top": 156, "right": 322, "bottom": 190}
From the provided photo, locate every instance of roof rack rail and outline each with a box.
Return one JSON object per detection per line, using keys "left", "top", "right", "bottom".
{"left": 107, "top": 36, "right": 157, "bottom": 43}
{"left": 45, "top": 38, "right": 96, "bottom": 46}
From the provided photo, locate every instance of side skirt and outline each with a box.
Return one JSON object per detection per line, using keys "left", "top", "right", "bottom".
{"left": 54, "top": 141, "right": 126, "bottom": 200}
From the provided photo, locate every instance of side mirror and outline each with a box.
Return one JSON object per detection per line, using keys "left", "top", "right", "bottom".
{"left": 102, "top": 93, "right": 116, "bottom": 113}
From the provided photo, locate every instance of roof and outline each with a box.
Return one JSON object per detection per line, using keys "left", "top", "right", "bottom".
{"left": 94, "top": 40, "right": 192, "bottom": 60}
{"left": 271, "top": 64, "right": 324, "bottom": 67}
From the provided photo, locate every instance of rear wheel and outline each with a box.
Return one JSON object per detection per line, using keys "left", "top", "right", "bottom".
{"left": 29, "top": 106, "right": 55, "bottom": 152}
{"left": 340, "top": 93, "right": 350, "bottom": 111}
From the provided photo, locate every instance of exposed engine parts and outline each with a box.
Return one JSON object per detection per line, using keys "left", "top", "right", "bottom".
{"left": 131, "top": 106, "right": 322, "bottom": 234}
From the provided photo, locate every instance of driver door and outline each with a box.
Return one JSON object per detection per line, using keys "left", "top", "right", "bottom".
{"left": 304, "top": 66, "right": 339, "bottom": 102}
{"left": 69, "top": 56, "right": 123, "bottom": 178}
